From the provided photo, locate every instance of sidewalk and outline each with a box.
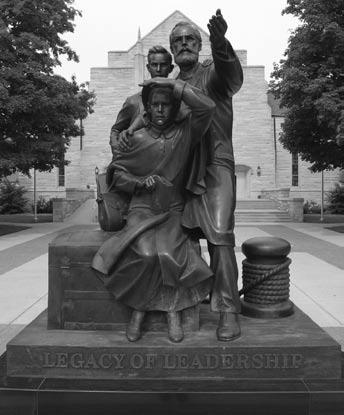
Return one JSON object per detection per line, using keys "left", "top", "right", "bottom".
{"left": 0, "top": 218, "right": 343, "bottom": 355}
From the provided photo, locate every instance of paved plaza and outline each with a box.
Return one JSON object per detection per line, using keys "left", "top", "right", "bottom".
{"left": 0, "top": 217, "right": 344, "bottom": 355}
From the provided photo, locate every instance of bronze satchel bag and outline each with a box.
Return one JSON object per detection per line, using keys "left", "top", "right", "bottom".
{"left": 95, "top": 167, "right": 129, "bottom": 232}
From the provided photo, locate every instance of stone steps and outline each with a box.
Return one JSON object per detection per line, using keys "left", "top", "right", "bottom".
{"left": 236, "top": 199, "right": 277, "bottom": 209}
{"left": 235, "top": 209, "right": 291, "bottom": 222}
{"left": 235, "top": 199, "right": 292, "bottom": 222}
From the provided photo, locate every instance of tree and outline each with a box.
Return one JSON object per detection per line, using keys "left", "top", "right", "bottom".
{"left": 0, "top": 0, "right": 95, "bottom": 177}
{"left": 269, "top": 0, "right": 344, "bottom": 172}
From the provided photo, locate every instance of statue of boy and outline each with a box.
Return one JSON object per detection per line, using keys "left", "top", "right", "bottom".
{"left": 109, "top": 46, "right": 174, "bottom": 156}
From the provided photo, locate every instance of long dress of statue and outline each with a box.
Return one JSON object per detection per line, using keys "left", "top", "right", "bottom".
{"left": 170, "top": 10, "right": 244, "bottom": 341}
{"left": 92, "top": 79, "right": 215, "bottom": 342}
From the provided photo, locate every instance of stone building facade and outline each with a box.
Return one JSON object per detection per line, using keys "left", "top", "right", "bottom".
{"left": 17, "top": 10, "right": 341, "bottom": 206}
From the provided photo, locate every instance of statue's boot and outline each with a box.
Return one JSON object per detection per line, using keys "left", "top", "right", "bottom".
{"left": 216, "top": 312, "right": 241, "bottom": 342}
{"left": 167, "top": 311, "right": 184, "bottom": 343}
{"left": 126, "top": 310, "right": 146, "bottom": 342}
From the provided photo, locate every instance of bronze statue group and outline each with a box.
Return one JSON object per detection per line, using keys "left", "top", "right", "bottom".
{"left": 92, "top": 10, "right": 244, "bottom": 343}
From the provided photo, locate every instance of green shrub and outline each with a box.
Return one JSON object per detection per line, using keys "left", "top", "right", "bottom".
{"left": 326, "top": 184, "right": 344, "bottom": 214}
{"left": 303, "top": 200, "right": 321, "bottom": 214}
{"left": 33, "top": 196, "right": 53, "bottom": 214}
{"left": 0, "top": 179, "right": 29, "bottom": 214}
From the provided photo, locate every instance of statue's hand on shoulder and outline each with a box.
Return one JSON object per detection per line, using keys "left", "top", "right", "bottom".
{"left": 208, "top": 9, "right": 227, "bottom": 48}
{"left": 118, "top": 129, "right": 133, "bottom": 152}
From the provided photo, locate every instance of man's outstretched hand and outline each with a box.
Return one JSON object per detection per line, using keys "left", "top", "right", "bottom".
{"left": 207, "top": 9, "right": 228, "bottom": 48}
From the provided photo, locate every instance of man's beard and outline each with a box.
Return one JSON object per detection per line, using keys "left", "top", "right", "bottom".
{"left": 174, "top": 50, "right": 199, "bottom": 67}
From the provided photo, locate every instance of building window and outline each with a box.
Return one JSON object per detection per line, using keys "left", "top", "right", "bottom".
{"left": 292, "top": 152, "right": 298, "bottom": 186}
{"left": 58, "top": 156, "right": 65, "bottom": 187}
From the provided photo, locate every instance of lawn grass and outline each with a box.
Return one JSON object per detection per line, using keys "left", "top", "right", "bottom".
{"left": 325, "top": 225, "right": 344, "bottom": 233}
{"left": 0, "top": 224, "right": 30, "bottom": 236}
{"left": 303, "top": 214, "right": 344, "bottom": 223}
{"left": 0, "top": 213, "right": 53, "bottom": 223}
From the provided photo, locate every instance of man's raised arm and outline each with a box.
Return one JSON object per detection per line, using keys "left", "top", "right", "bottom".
{"left": 208, "top": 9, "right": 243, "bottom": 96}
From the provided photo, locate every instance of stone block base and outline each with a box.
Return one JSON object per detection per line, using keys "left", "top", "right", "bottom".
{"left": 1, "top": 356, "right": 344, "bottom": 415}
{"left": 48, "top": 229, "right": 201, "bottom": 332}
{"left": 6, "top": 306, "right": 342, "bottom": 380}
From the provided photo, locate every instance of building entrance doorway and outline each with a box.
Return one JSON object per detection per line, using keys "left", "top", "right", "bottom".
{"left": 235, "top": 164, "right": 251, "bottom": 199}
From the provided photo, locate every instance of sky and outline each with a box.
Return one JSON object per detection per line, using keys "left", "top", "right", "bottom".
{"left": 55, "top": 0, "right": 299, "bottom": 83}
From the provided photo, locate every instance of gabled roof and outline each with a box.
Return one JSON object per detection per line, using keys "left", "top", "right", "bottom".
{"left": 127, "top": 10, "right": 209, "bottom": 53}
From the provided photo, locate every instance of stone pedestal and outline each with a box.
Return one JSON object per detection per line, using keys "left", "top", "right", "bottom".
{"left": 2, "top": 305, "right": 344, "bottom": 414}
{"left": 6, "top": 306, "right": 342, "bottom": 380}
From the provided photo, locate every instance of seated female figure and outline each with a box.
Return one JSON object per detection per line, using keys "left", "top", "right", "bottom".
{"left": 92, "top": 78, "right": 215, "bottom": 342}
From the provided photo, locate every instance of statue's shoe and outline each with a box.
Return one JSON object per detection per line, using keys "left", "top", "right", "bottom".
{"left": 167, "top": 311, "right": 184, "bottom": 343}
{"left": 126, "top": 310, "right": 146, "bottom": 342}
{"left": 216, "top": 312, "right": 241, "bottom": 342}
